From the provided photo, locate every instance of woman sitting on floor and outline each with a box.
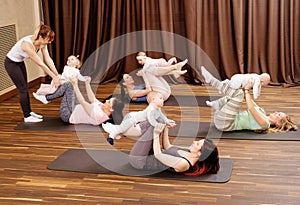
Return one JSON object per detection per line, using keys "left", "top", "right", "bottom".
{"left": 200, "top": 66, "right": 298, "bottom": 133}
{"left": 125, "top": 121, "right": 219, "bottom": 176}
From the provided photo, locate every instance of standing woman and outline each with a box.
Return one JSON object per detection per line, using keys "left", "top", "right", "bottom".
{"left": 4, "top": 24, "right": 61, "bottom": 122}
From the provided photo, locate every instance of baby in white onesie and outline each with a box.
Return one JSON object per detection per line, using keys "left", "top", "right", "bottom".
{"left": 206, "top": 72, "right": 270, "bottom": 111}
{"left": 102, "top": 91, "right": 176, "bottom": 145}
{"left": 34, "top": 55, "right": 85, "bottom": 95}
{"left": 225, "top": 73, "right": 270, "bottom": 100}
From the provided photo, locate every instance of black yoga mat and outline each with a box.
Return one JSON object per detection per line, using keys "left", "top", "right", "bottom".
{"left": 15, "top": 118, "right": 300, "bottom": 141}
{"left": 47, "top": 149, "right": 233, "bottom": 183}
{"left": 164, "top": 95, "right": 220, "bottom": 106}
{"left": 169, "top": 121, "right": 300, "bottom": 141}
{"left": 106, "top": 94, "right": 220, "bottom": 106}
{"left": 14, "top": 117, "right": 102, "bottom": 132}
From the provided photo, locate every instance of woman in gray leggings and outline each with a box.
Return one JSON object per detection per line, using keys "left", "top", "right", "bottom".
{"left": 200, "top": 66, "right": 297, "bottom": 133}
{"left": 35, "top": 77, "right": 124, "bottom": 125}
{"left": 128, "top": 121, "right": 220, "bottom": 176}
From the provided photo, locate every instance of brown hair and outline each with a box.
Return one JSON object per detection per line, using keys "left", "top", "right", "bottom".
{"left": 32, "top": 24, "right": 55, "bottom": 42}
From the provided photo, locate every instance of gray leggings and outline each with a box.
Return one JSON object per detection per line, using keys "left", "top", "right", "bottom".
{"left": 45, "top": 82, "right": 77, "bottom": 123}
{"left": 208, "top": 77, "right": 244, "bottom": 131}
{"left": 129, "top": 120, "right": 168, "bottom": 171}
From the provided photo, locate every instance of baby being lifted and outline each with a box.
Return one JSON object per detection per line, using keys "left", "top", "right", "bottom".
{"left": 34, "top": 55, "right": 85, "bottom": 96}
{"left": 102, "top": 91, "right": 176, "bottom": 145}
{"left": 206, "top": 71, "right": 270, "bottom": 111}
{"left": 224, "top": 72, "right": 270, "bottom": 100}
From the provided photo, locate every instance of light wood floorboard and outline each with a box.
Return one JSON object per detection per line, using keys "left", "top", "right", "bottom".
{"left": 0, "top": 83, "right": 300, "bottom": 205}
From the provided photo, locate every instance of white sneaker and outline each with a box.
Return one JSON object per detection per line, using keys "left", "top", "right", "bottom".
{"left": 24, "top": 116, "right": 43, "bottom": 123}
{"left": 33, "top": 92, "right": 49, "bottom": 104}
{"left": 30, "top": 112, "right": 43, "bottom": 119}
{"left": 115, "top": 135, "right": 122, "bottom": 140}
{"left": 206, "top": 100, "right": 213, "bottom": 107}
{"left": 102, "top": 123, "right": 118, "bottom": 138}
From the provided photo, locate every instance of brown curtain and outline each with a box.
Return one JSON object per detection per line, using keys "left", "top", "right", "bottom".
{"left": 41, "top": 0, "right": 300, "bottom": 86}
{"left": 245, "top": 0, "right": 300, "bottom": 86}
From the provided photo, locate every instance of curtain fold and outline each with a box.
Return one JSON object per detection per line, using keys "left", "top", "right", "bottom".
{"left": 42, "top": 0, "right": 299, "bottom": 86}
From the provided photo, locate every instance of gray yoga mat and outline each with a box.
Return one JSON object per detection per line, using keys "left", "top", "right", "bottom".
{"left": 14, "top": 117, "right": 102, "bottom": 132}
{"left": 169, "top": 121, "right": 300, "bottom": 141}
{"left": 15, "top": 118, "right": 300, "bottom": 141}
{"left": 107, "top": 94, "right": 220, "bottom": 106}
{"left": 47, "top": 149, "right": 233, "bottom": 183}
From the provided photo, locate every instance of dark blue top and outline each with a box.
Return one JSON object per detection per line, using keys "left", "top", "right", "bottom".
{"left": 130, "top": 85, "right": 147, "bottom": 102}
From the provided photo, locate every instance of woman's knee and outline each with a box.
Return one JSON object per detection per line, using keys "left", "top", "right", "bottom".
{"left": 128, "top": 156, "right": 146, "bottom": 170}
{"left": 60, "top": 114, "right": 70, "bottom": 123}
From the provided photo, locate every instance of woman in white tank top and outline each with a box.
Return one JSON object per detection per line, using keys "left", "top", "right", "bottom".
{"left": 4, "top": 24, "right": 61, "bottom": 123}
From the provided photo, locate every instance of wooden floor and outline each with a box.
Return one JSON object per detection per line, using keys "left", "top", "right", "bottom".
{"left": 1, "top": 82, "right": 300, "bottom": 205}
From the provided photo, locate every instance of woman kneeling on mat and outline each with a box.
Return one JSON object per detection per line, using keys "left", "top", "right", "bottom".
{"left": 127, "top": 121, "right": 220, "bottom": 176}
{"left": 200, "top": 66, "right": 298, "bottom": 133}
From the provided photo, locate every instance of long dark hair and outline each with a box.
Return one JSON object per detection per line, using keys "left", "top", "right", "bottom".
{"left": 108, "top": 97, "right": 124, "bottom": 125}
{"left": 184, "top": 139, "right": 220, "bottom": 176}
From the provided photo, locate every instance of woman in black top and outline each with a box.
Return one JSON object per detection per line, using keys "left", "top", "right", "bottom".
{"left": 128, "top": 122, "right": 219, "bottom": 176}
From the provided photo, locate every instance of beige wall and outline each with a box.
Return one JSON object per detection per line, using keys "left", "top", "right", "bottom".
{"left": 0, "top": 0, "right": 46, "bottom": 94}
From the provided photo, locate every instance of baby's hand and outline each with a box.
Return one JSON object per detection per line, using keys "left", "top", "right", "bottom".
{"left": 154, "top": 123, "right": 166, "bottom": 134}
{"left": 136, "top": 70, "right": 144, "bottom": 76}
{"left": 53, "top": 75, "right": 62, "bottom": 87}
{"left": 168, "top": 120, "right": 176, "bottom": 128}
{"left": 84, "top": 76, "right": 91, "bottom": 83}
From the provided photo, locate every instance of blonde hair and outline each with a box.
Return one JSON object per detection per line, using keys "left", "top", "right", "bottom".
{"left": 72, "top": 55, "right": 82, "bottom": 68}
{"left": 137, "top": 51, "right": 146, "bottom": 57}
{"left": 256, "top": 115, "right": 298, "bottom": 133}
{"left": 136, "top": 51, "right": 147, "bottom": 60}
{"left": 146, "top": 91, "right": 161, "bottom": 104}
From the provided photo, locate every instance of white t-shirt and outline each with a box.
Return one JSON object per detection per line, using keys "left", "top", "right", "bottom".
{"left": 230, "top": 73, "right": 261, "bottom": 100}
{"left": 69, "top": 101, "right": 109, "bottom": 125}
{"left": 61, "top": 66, "right": 85, "bottom": 83}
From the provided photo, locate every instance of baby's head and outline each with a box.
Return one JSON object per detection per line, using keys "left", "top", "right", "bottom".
{"left": 146, "top": 91, "right": 164, "bottom": 107}
{"left": 260, "top": 73, "right": 270, "bottom": 87}
{"left": 67, "top": 55, "right": 82, "bottom": 68}
{"left": 136, "top": 51, "right": 147, "bottom": 65}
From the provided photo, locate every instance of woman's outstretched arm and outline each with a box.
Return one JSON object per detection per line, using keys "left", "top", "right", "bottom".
{"left": 244, "top": 82, "right": 268, "bottom": 127}
{"left": 84, "top": 76, "right": 98, "bottom": 103}
{"left": 128, "top": 71, "right": 152, "bottom": 99}
{"left": 153, "top": 124, "right": 190, "bottom": 172}
{"left": 161, "top": 126, "right": 172, "bottom": 149}
{"left": 70, "top": 77, "right": 94, "bottom": 116}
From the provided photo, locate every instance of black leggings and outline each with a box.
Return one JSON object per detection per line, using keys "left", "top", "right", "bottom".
{"left": 4, "top": 57, "right": 31, "bottom": 118}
